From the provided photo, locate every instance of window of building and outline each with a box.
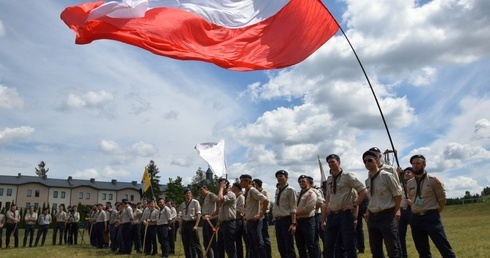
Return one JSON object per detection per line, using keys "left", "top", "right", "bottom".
{"left": 130, "top": 195, "right": 134, "bottom": 201}
{"left": 27, "top": 189, "right": 32, "bottom": 197}
{"left": 35, "top": 190, "right": 40, "bottom": 197}
{"left": 86, "top": 192, "right": 91, "bottom": 199}
{"left": 79, "top": 192, "right": 83, "bottom": 199}
{"left": 34, "top": 203, "right": 39, "bottom": 209}
{"left": 52, "top": 203, "right": 57, "bottom": 210}
{"left": 61, "top": 191, "right": 66, "bottom": 198}
{"left": 53, "top": 191, "right": 58, "bottom": 198}
{"left": 26, "top": 202, "right": 31, "bottom": 209}
{"left": 109, "top": 194, "right": 113, "bottom": 200}
{"left": 124, "top": 194, "right": 128, "bottom": 200}
{"left": 7, "top": 189, "right": 12, "bottom": 196}
{"left": 0, "top": 188, "right": 4, "bottom": 196}
{"left": 102, "top": 193, "right": 107, "bottom": 200}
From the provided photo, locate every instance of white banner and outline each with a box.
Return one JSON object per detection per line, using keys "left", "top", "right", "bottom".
{"left": 195, "top": 139, "right": 227, "bottom": 177}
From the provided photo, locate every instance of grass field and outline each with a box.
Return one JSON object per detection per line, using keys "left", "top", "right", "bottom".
{"left": 1, "top": 199, "right": 489, "bottom": 258}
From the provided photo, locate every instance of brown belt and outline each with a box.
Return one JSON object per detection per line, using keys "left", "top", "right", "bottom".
{"left": 275, "top": 215, "right": 291, "bottom": 220}
{"left": 413, "top": 209, "right": 438, "bottom": 216}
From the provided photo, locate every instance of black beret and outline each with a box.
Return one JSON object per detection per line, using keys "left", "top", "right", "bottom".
{"left": 275, "top": 170, "right": 288, "bottom": 178}
{"left": 253, "top": 179, "right": 263, "bottom": 187}
{"left": 404, "top": 167, "right": 414, "bottom": 172}
{"left": 362, "top": 150, "right": 378, "bottom": 159}
{"left": 232, "top": 182, "right": 242, "bottom": 191}
{"left": 183, "top": 188, "right": 191, "bottom": 195}
{"left": 369, "top": 147, "right": 381, "bottom": 153}
{"left": 326, "top": 154, "right": 340, "bottom": 162}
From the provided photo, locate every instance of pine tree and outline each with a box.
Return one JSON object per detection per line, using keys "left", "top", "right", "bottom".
{"left": 164, "top": 176, "right": 186, "bottom": 205}
{"left": 35, "top": 161, "right": 49, "bottom": 177}
{"left": 142, "top": 160, "right": 164, "bottom": 200}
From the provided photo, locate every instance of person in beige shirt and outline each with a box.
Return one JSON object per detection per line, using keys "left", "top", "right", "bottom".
{"left": 5, "top": 204, "right": 20, "bottom": 248}
{"left": 179, "top": 189, "right": 204, "bottom": 258}
{"left": 231, "top": 183, "right": 246, "bottom": 258}
{"left": 240, "top": 174, "right": 269, "bottom": 258}
{"left": 253, "top": 178, "right": 272, "bottom": 258}
{"left": 199, "top": 185, "right": 218, "bottom": 258}
{"left": 322, "top": 154, "right": 367, "bottom": 258}
{"left": 24, "top": 206, "right": 38, "bottom": 247}
{"left": 364, "top": 150, "right": 402, "bottom": 258}
{"left": 216, "top": 178, "right": 237, "bottom": 258}
{"left": 407, "top": 154, "right": 456, "bottom": 258}
{"left": 295, "top": 175, "right": 319, "bottom": 258}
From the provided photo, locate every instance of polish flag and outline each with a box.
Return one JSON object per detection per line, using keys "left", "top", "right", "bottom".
{"left": 61, "top": 0, "right": 339, "bottom": 71}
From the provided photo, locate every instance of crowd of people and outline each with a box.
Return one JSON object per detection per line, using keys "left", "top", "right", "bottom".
{"left": 0, "top": 147, "right": 457, "bottom": 258}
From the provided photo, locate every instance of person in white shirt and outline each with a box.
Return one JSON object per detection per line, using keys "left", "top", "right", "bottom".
{"left": 35, "top": 208, "right": 52, "bottom": 247}
{"left": 24, "top": 206, "right": 38, "bottom": 247}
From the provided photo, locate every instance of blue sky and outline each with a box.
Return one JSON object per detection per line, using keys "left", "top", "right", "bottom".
{"left": 1, "top": 0, "right": 489, "bottom": 198}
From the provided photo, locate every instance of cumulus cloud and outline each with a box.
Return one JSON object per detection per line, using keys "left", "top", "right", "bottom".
{"left": 0, "top": 156, "right": 31, "bottom": 168}
{"left": 0, "top": 85, "right": 23, "bottom": 109}
{"left": 0, "top": 126, "right": 35, "bottom": 147}
{"left": 100, "top": 139, "right": 122, "bottom": 154}
{"left": 0, "top": 20, "right": 5, "bottom": 37}
{"left": 163, "top": 110, "right": 179, "bottom": 120}
{"left": 58, "top": 90, "right": 113, "bottom": 110}
{"left": 72, "top": 166, "right": 131, "bottom": 180}
{"left": 35, "top": 144, "right": 56, "bottom": 152}
{"left": 131, "top": 141, "right": 158, "bottom": 157}
{"left": 444, "top": 176, "right": 481, "bottom": 197}
{"left": 171, "top": 157, "right": 191, "bottom": 167}
{"left": 474, "top": 118, "right": 490, "bottom": 139}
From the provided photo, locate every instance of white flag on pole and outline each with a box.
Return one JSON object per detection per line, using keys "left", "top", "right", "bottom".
{"left": 195, "top": 139, "right": 227, "bottom": 177}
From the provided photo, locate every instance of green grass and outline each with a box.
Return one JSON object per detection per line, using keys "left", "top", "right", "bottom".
{"left": 2, "top": 200, "right": 489, "bottom": 257}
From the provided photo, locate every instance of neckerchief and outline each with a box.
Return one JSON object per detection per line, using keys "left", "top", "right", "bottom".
{"left": 275, "top": 184, "right": 289, "bottom": 206}
{"left": 332, "top": 170, "right": 343, "bottom": 194}
{"left": 369, "top": 170, "right": 382, "bottom": 196}
{"left": 415, "top": 172, "right": 428, "bottom": 200}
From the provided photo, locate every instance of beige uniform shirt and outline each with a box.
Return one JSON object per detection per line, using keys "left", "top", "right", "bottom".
{"left": 272, "top": 184, "right": 297, "bottom": 218}
{"left": 56, "top": 211, "right": 67, "bottom": 222}
{"left": 180, "top": 199, "right": 201, "bottom": 221}
{"left": 157, "top": 206, "right": 171, "bottom": 225}
{"left": 296, "top": 188, "right": 317, "bottom": 219}
{"left": 95, "top": 210, "right": 107, "bottom": 223}
{"left": 235, "top": 194, "right": 245, "bottom": 219}
{"left": 6, "top": 210, "right": 20, "bottom": 223}
{"left": 120, "top": 206, "right": 134, "bottom": 224}
{"left": 25, "top": 212, "right": 38, "bottom": 225}
{"left": 365, "top": 171, "right": 402, "bottom": 213}
{"left": 202, "top": 192, "right": 218, "bottom": 216}
{"left": 218, "top": 191, "right": 237, "bottom": 222}
{"left": 326, "top": 172, "right": 366, "bottom": 212}
{"left": 244, "top": 187, "right": 267, "bottom": 220}
{"left": 407, "top": 173, "right": 446, "bottom": 214}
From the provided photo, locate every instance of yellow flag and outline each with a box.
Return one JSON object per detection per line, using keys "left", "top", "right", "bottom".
{"left": 141, "top": 167, "right": 151, "bottom": 192}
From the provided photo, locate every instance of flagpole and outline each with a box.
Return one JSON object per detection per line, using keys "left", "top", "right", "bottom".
{"left": 323, "top": 7, "right": 401, "bottom": 169}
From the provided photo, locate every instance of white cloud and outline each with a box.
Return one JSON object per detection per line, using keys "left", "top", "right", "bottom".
{"left": 58, "top": 90, "right": 113, "bottom": 110}
{"left": 0, "top": 126, "right": 35, "bottom": 147}
{"left": 100, "top": 139, "right": 121, "bottom": 154}
{"left": 131, "top": 141, "right": 158, "bottom": 157}
{"left": 474, "top": 118, "right": 490, "bottom": 139}
{"left": 35, "top": 144, "right": 56, "bottom": 153}
{"left": 0, "top": 20, "right": 5, "bottom": 37}
{"left": 0, "top": 85, "right": 23, "bottom": 109}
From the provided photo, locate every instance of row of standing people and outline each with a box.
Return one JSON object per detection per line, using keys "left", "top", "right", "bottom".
{"left": 178, "top": 147, "right": 456, "bottom": 258}
{"left": 0, "top": 204, "right": 81, "bottom": 249}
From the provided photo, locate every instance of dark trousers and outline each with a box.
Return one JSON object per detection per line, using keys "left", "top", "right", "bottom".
{"left": 262, "top": 217, "right": 272, "bottom": 258}
{"left": 324, "top": 210, "right": 357, "bottom": 258}
{"left": 52, "top": 222, "right": 65, "bottom": 245}
{"left": 121, "top": 223, "right": 133, "bottom": 254}
{"left": 110, "top": 224, "right": 118, "bottom": 251}
{"left": 23, "top": 224, "right": 35, "bottom": 247}
{"left": 0, "top": 228, "right": 2, "bottom": 248}
{"left": 90, "top": 223, "right": 96, "bottom": 246}
{"left": 246, "top": 219, "right": 266, "bottom": 258}
{"left": 398, "top": 208, "right": 412, "bottom": 258}
{"left": 203, "top": 219, "right": 218, "bottom": 258}
{"left": 145, "top": 224, "right": 158, "bottom": 255}
{"left": 367, "top": 211, "right": 400, "bottom": 258}
{"left": 295, "top": 216, "right": 320, "bottom": 258}
{"left": 70, "top": 222, "right": 79, "bottom": 244}
{"left": 132, "top": 223, "right": 142, "bottom": 252}
{"left": 218, "top": 220, "right": 237, "bottom": 258}
{"left": 182, "top": 220, "right": 203, "bottom": 258}
{"left": 95, "top": 222, "right": 105, "bottom": 248}
{"left": 315, "top": 213, "right": 326, "bottom": 256}
{"left": 274, "top": 216, "right": 296, "bottom": 258}
{"left": 35, "top": 225, "right": 49, "bottom": 246}
{"left": 157, "top": 224, "right": 170, "bottom": 257}
{"left": 169, "top": 223, "right": 175, "bottom": 253}
{"left": 235, "top": 219, "right": 245, "bottom": 258}
{"left": 6, "top": 223, "right": 19, "bottom": 248}
{"left": 355, "top": 212, "right": 366, "bottom": 253}
{"left": 410, "top": 212, "right": 456, "bottom": 258}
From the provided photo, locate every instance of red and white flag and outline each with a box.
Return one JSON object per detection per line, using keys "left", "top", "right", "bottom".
{"left": 195, "top": 139, "right": 227, "bottom": 177}
{"left": 61, "top": 0, "right": 339, "bottom": 71}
